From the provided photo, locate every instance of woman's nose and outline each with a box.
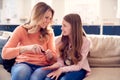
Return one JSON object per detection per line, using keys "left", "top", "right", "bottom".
{"left": 46, "top": 19, "right": 51, "bottom": 23}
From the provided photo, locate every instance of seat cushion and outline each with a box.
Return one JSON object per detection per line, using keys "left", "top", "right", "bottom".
{"left": 0, "top": 65, "right": 11, "bottom": 80}
{"left": 84, "top": 68, "right": 120, "bottom": 80}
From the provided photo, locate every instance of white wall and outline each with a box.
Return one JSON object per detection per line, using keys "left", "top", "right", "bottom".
{"left": 0, "top": 0, "right": 32, "bottom": 24}
{"left": 0, "top": 0, "right": 119, "bottom": 25}
{"left": 100, "top": 0, "right": 118, "bottom": 24}
{"left": 64, "top": 0, "right": 100, "bottom": 25}
{"left": 52, "top": 0, "right": 65, "bottom": 25}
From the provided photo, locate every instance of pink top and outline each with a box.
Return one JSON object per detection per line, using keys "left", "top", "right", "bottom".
{"left": 2, "top": 25, "right": 57, "bottom": 66}
{"left": 55, "top": 36, "right": 91, "bottom": 75}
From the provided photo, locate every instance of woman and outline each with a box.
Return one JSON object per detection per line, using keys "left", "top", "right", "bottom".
{"left": 2, "top": 2, "right": 57, "bottom": 80}
{"left": 43, "top": 13, "right": 91, "bottom": 80}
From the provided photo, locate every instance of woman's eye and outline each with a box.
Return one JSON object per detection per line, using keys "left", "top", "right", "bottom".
{"left": 45, "top": 17, "right": 52, "bottom": 20}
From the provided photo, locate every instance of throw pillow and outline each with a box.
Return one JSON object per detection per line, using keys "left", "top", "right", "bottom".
{"left": 0, "top": 38, "right": 8, "bottom": 64}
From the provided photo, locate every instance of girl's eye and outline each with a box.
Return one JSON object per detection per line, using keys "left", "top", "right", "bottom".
{"left": 63, "top": 24, "right": 66, "bottom": 27}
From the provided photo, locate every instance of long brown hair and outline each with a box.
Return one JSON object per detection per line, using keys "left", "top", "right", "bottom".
{"left": 23, "top": 2, "right": 54, "bottom": 43}
{"left": 59, "top": 13, "right": 85, "bottom": 64}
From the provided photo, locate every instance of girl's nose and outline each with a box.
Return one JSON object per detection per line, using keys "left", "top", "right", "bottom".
{"left": 61, "top": 26, "right": 63, "bottom": 30}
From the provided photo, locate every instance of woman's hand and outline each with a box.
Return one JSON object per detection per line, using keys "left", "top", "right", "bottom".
{"left": 19, "top": 44, "right": 45, "bottom": 54}
{"left": 45, "top": 49, "right": 53, "bottom": 62}
{"left": 29, "top": 44, "right": 44, "bottom": 54}
{"left": 47, "top": 69, "right": 62, "bottom": 80}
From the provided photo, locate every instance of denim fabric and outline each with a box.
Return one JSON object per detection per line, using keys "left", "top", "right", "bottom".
{"left": 11, "top": 62, "right": 52, "bottom": 80}
{"left": 45, "top": 69, "right": 86, "bottom": 80}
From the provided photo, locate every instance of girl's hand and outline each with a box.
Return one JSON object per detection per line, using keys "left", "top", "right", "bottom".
{"left": 42, "top": 63, "right": 59, "bottom": 70}
{"left": 47, "top": 69, "right": 62, "bottom": 80}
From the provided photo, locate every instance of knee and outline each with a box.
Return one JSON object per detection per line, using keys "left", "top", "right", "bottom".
{"left": 34, "top": 68, "right": 51, "bottom": 76}
{"left": 11, "top": 63, "right": 32, "bottom": 77}
{"left": 30, "top": 68, "right": 51, "bottom": 80}
{"left": 44, "top": 77, "right": 53, "bottom": 80}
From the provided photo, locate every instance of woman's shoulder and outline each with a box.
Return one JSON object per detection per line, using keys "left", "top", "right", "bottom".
{"left": 12, "top": 25, "right": 28, "bottom": 37}
{"left": 14, "top": 24, "right": 27, "bottom": 32}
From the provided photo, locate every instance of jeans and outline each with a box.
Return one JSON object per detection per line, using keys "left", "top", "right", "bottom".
{"left": 11, "top": 62, "right": 52, "bottom": 80}
{"left": 45, "top": 69, "right": 87, "bottom": 80}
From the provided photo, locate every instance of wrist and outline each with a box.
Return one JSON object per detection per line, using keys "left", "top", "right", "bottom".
{"left": 19, "top": 46, "right": 27, "bottom": 54}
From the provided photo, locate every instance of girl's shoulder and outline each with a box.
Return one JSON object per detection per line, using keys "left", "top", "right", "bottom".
{"left": 55, "top": 35, "right": 62, "bottom": 47}
{"left": 83, "top": 36, "right": 90, "bottom": 42}
{"left": 83, "top": 36, "right": 92, "bottom": 49}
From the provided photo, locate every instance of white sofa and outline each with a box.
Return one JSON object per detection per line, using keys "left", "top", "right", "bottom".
{"left": 84, "top": 35, "right": 120, "bottom": 80}
{"left": 0, "top": 33, "right": 120, "bottom": 80}
{"left": 0, "top": 65, "right": 11, "bottom": 80}
{"left": 0, "top": 31, "right": 12, "bottom": 80}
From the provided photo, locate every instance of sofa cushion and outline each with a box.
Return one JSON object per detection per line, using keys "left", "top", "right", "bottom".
{"left": 87, "top": 35, "right": 120, "bottom": 67}
{"left": 0, "top": 38, "right": 8, "bottom": 64}
{"left": 0, "top": 65, "right": 11, "bottom": 80}
{"left": 0, "top": 31, "right": 12, "bottom": 64}
{"left": 84, "top": 68, "right": 120, "bottom": 80}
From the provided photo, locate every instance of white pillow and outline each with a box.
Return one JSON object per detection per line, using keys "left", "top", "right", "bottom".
{"left": 0, "top": 31, "right": 12, "bottom": 39}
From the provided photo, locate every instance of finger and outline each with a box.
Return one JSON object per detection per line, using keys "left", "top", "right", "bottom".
{"left": 36, "top": 47, "right": 41, "bottom": 54}
{"left": 42, "top": 67, "right": 50, "bottom": 70}
{"left": 51, "top": 75, "right": 56, "bottom": 79}
{"left": 31, "top": 45, "right": 37, "bottom": 53}
{"left": 55, "top": 74, "right": 60, "bottom": 80}
{"left": 39, "top": 45, "right": 46, "bottom": 54}
{"left": 46, "top": 49, "right": 52, "bottom": 54}
{"left": 55, "top": 76, "right": 58, "bottom": 80}
{"left": 47, "top": 73, "right": 53, "bottom": 77}
{"left": 39, "top": 45, "right": 44, "bottom": 51}
{"left": 32, "top": 48, "right": 36, "bottom": 54}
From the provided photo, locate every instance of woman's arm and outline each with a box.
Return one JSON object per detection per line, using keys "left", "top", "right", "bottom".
{"left": 2, "top": 26, "right": 24, "bottom": 59}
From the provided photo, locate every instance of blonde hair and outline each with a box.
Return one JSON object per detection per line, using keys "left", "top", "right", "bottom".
{"left": 30, "top": 2, "right": 54, "bottom": 24}
{"left": 23, "top": 2, "right": 54, "bottom": 44}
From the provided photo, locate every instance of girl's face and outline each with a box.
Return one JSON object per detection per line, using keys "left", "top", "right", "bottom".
{"left": 38, "top": 10, "right": 53, "bottom": 28}
{"left": 61, "top": 19, "right": 71, "bottom": 36}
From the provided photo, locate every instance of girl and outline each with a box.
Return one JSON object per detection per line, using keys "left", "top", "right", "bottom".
{"left": 43, "top": 13, "right": 91, "bottom": 80}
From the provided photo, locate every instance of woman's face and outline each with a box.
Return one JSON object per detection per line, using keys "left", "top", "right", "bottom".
{"left": 61, "top": 19, "right": 71, "bottom": 36}
{"left": 39, "top": 10, "right": 53, "bottom": 28}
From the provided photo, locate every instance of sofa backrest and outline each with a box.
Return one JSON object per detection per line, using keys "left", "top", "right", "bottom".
{"left": 88, "top": 35, "right": 120, "bottom": 67}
